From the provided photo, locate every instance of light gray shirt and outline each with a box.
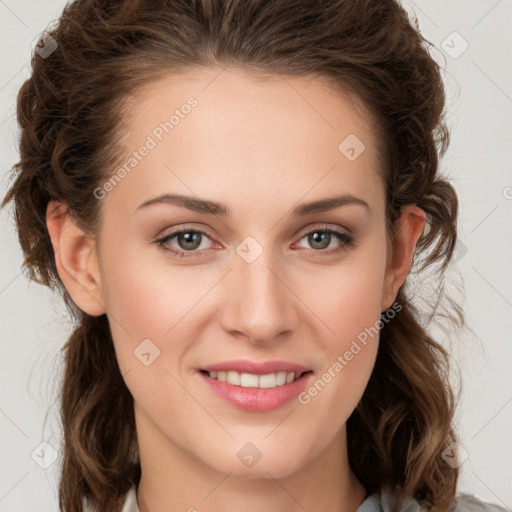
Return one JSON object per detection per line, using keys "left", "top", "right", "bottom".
{"left": 117, "top": 485, "right": 510, "bottom": 512}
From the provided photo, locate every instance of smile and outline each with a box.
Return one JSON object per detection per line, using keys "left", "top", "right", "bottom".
{"left": 200, "top": 369, "right": 311, "bottom": 389}
{"left": 198, "top": 369, "right": 314, "bottom": 412}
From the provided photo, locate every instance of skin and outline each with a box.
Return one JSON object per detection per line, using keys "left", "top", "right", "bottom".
{"left": 46, "top": 67, "right": 426, "bottom": 512}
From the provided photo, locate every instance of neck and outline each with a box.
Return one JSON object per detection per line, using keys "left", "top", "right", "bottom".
{"left": 135, "top": 404, "right": 367, "bottom": 512}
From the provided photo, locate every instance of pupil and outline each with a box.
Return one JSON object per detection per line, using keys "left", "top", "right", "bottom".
{"left": 179, "top": 232, "right": 201, "bottom": 250}
{"left": 309, "top": 231, "right": 330, "bottom": 250}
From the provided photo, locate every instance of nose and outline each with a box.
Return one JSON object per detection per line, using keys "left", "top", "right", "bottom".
{"left": 220, "top": 247, "right": 299, "bottom": 345}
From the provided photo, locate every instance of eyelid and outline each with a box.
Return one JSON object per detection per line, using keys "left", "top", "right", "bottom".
{"left": 154, "top": 222, "right": 355, "bottom": 258}
{"left": 292, "top": 223, "right": 355, "bottom": 253}
{"left": 156, "top": 222, "right": 350, "bottom": 243}
{"left": 154, "top": 225, "right": 219, "bottom": 259}
{"left": 156, "top": 224, "right": 217, "bottom": 242}
{"left": 295, "top": 222, "right": 352, "bottom": 239}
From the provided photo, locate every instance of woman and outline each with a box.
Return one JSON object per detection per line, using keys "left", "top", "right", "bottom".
{"left": 2, "top": 0, "right": 507, "bottom": 511}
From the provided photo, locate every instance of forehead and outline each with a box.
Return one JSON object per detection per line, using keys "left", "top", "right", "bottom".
{"left": 104, "top": 67, "right": 384, "bottom": 219}
{"left": 122, "top": 66, "right": 377, "bottom": 145}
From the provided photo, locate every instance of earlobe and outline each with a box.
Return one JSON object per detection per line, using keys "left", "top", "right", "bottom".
{"left": 381, "top": 205, "right": 426, "bottom": 312}
{"left": 46, "top": 200, "right": 105, "bottom": 317}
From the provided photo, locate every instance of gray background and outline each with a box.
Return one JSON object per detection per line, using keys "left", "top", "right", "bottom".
{"left": 1, "top": 1, "right": 511, "bottom": 511}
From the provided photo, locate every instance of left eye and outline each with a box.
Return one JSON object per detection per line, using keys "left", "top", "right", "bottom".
{"left": 296, "top": 229, "right": 354, "bottom": 252}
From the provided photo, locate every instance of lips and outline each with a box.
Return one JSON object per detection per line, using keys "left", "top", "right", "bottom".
{"left": 198, "top": 369, "right": 314, "bottom": 412}
{"left": 197, "top": 359, "right": 314, "bottom": 412}
{"left": 199, "top": 359, "right": 311, "bottom": 375}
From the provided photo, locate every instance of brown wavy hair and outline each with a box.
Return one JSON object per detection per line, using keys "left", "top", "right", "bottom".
{"left": 2, "top": 0, "right": 465, "bottom": 511}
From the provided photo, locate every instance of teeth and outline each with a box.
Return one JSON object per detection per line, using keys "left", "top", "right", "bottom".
{"left": 240, "top": 372, "right": 259, "bottom": 387}
{"left": 276, "top": 371, "right": 286, "bottom": 385}
{"left": 208, "top": 370, "right": 303, "bottom": 388}
{"left": 227, "top": 371, "right": 240, "bottom": 385}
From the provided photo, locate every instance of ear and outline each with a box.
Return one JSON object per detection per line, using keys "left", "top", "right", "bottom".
{"left": 381, "top": 204, "right": 426, "bottom": 312}
{"left": 46, "top": 200, "right": 105, "bottom": 316}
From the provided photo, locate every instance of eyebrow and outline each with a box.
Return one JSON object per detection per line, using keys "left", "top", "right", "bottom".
{"left": 135, "top": 193, "right": 370, "bottom": 216}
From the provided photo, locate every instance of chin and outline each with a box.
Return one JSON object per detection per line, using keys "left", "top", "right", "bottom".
{"left": 202, "top": 443, "right": 308, "bottom": 480}
{"left": 221, "top": 460, "right": 302, "bottom": 481}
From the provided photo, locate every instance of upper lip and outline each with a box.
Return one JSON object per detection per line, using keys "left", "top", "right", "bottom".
{"left": 200, "top": 359, "right": 312, "bottom": 375}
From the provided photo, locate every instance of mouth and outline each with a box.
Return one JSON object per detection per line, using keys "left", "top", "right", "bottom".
{"left": 199, "top": 369, "right": 313, "bottom": 389}
{"left": 198, "top": 367, "right": 315, "bottom": 412}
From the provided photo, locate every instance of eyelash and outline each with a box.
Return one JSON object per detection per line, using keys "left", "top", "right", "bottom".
{"left": 154, "top": 225, "right": 356, "bottom": 259}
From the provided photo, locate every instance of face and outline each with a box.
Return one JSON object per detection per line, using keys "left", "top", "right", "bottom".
{"left": 70, "top": 67, "right": 407, "bottom": 479}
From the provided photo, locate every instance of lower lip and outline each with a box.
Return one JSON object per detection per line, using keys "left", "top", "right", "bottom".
{"left": 198, "top": 371, "right": 314, "bottom": 412}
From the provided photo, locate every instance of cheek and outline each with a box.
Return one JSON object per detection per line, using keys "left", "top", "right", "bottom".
{"left": 98, "top": 245, "right": 175, "bottom": 374}
{"left": 300, "top": 247, "right": 386, "bottom": 405}
{"left": 101, "top": 244, "right": 202, "bottom": 335}
{"left": 100, "top": 252, "right": 198, "bottom": 416}
{"left": 312, "top": 251, "right": 387, "bottom": 339}
{"left": 99, "top": 245, "right": 221, "bottom": 380}
{"left": 321, "top": 274, "right": 382, "bottom": 375}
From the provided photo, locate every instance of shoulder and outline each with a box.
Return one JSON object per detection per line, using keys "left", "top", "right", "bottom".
{"left": 447, "top": 494, "right": 510, "bottom": 512}
{"left": 362, "top": 487, "right": 510, "bottom": 512}
{"left": 82, "top": 485, "right": 140, "bottom": 512}
{"left": 121, "top": 485, "right": 140, "bottom": 512}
